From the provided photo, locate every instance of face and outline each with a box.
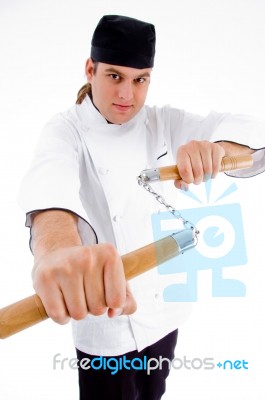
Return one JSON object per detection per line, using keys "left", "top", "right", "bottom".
{"left": 85, "top": 59, "right": 152, "bottom": 124}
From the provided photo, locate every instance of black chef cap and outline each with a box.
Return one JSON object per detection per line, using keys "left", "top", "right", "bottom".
{"left": 90, "top": 15, "right": 156, "bottom": 69}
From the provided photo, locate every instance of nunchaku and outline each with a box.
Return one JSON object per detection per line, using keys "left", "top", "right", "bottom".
{"left": 138, "top": 154, "right": 253, "bottom": 182}
{"left": 0, "top": 155, "right": 253, "bottom": 339}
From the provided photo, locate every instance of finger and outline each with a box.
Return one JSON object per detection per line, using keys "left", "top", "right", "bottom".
{"left": 189, "top": 142, "right": 215, "bottom": 184}
{"left": 174, "top": 179, "right": 189, "bottom": 191}
{"left": 212, "top": 143, "right": 226, "bottom": 178}
{"left": 177, "top": 142, "right": 207, "bottom": 185}
{"left": 102, "top": 244, "right": 127, "bottom": 309}
{"left": 32, "top": 263, "right": 71, "bottom": 324}
{"left": 83, "top": 245, "right": 109, "bottom": 316}
{"left": 108, "top": 283, "right": 137, "bottom": 317}
{"left": 83, "top": 244, "right": 126, "bottom": 316}
{"left": 199, "top": 143, "right": 213, "bottom": 182}
{"left": 60, "top": 274, "right": 89, "bottom": 321}
{"left": 35, "top": 285, "right": 71, "bottom": 324}
{"left": 176, "top": 149, "right": 194, "bottom": 184}
{"left": 120, "top": 283, "right": 137, "bottom": 315}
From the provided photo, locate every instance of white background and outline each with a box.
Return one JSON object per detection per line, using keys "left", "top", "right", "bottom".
{"left": 0, "top": 0, "right": 264, "bottom": 399}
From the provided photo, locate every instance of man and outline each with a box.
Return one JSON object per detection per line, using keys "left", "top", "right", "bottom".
{"left": 18, "top": 15, "right": 265, "bottom": 399}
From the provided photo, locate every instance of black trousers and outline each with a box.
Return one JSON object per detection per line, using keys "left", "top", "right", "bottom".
{"left": 76, "top": 329, "right": 178, "bottom": 400}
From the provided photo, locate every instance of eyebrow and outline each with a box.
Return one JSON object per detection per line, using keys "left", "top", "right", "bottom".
{"left": 104, "top": 67, "right": 151, "bottom": 79}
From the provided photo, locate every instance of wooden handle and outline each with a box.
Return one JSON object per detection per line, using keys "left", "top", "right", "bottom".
{"left": 159, "top": 154, "right": 253, "bottom": 181}
{"left": 0, "top": 294, "right": 48, "bottom": 339}
{"left": 0, "top": 236, "right": 180, "bottom": 339}
{"left": 122, "top": 235, "right": 180, "bottom": 280}
{"left": 219, "top": 155, "right": 253, "bottom": 172}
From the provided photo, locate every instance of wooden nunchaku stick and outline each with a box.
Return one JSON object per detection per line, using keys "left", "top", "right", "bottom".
{"left": 0, "top": 230, "right": 195, "bottom": 339}
{"left": 139, "top": 154, "right": 253, "bottom": 182}
{"left": 0, "top": 154, "right": 253, "bottom": 339}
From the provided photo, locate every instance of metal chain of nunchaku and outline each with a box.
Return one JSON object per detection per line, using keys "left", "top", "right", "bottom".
{"left": 137, "top": 174, "right": 200, "bottom": 242}
{"left": 137, "top": 154, "right": 254, "bottom": 244}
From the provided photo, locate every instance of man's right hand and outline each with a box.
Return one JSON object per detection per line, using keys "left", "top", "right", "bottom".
{"left": 31, "top": 210, "right": 137, "bottom": 324}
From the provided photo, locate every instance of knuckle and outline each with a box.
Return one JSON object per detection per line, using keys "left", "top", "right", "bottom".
{"left": 55, "top": 262, "right": 75, "bottom": 280}
{"left": 189, "top": 139, "right": 198, "bottom": 146}
{"left": 48, "top": 309, "right": 69, "bottom": 325}
{"left": 177, "top": 144, "right": 185, "bottom": 154}
{"left": 79, "top": 243, "right": 120, "bottom": 273}
{"left": 70, "top": 308, "right": 88, "bottom": 321}
{"left": 188, "top": 140, "right": 199, "bottom": 151}
{"left": 33, "top": 268, "right": 53, "bottom": 289}
{"left": 89, "top": 305, "right": 107, "bottom": 316}
{"left": 179, "top": 166, "right": 193, "bottom": 183}
{"left": 103, "top": 243, "right": 118, "bottom": 261}
{"left": 194, "top": 179, "right": 203, "bottom": 185}
{"left": 193, "top": 167, "right": 203, "bottom": 178}
{"left": 204, "top": 167, "right": 212, "bottom": 175}
{"left": 108, "top": 294, "right": 125, "bottom": 309}
{"left": 193, "top": 173, "right": 203, "bottom": 184}
{"left": 78, "top": 246, "right": 93, "bottom": 267}
{"left": 200, "top": 140, "right": 210, "bottom": 150}
{"left": 192, "top": 162, "right": 203, "bottom": 177}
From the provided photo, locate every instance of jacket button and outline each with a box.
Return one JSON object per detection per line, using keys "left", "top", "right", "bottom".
{"left": 98, "top": 167, "right": 109, "bottom": 175}
{"left": 113, "top": 215, "right": 122, "bottom": 222}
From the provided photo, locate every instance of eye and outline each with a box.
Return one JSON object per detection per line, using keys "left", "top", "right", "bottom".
{"left": 109, "top": 74, "right": 121, "bottom": 80}
{"left": 135, "top": 77, "right": 146, "bottom": 84}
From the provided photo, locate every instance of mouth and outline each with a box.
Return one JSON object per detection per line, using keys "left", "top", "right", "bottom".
{"left": 113, "top": 103, "right": 133, "bottom": 112}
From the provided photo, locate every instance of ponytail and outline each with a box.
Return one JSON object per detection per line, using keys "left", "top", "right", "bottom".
{"left": 76, "top": 82, "right": 92, "bottom": 104}
{"left": 76, "top": 61, "right": 99, "bottom": 104}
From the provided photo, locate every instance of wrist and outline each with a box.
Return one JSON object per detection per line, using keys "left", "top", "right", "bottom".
{"left": 216, "top": 141, "right": 254, "bottom": 156}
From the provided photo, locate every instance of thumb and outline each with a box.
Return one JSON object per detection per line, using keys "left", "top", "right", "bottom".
{"left": 174, "top": 179, "right": 189, "bottom": 192}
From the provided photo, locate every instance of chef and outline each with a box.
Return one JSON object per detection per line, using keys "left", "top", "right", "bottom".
{"left": 18, "top": 14, "right": 265, "bottom": 400}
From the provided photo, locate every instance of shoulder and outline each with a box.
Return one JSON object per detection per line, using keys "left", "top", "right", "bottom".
{"left": 144, "top": 104, "right": 183, "bottom": 122}
{"left": 41, "top": 100, "right": 91, "bottom": 141}
{"left": 143, "top": 104, "right": 185, "bottom": 133}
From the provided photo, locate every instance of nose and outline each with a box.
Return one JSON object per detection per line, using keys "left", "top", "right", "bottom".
{"left": 118, "top": 80, "right": 133, "bottom": 101}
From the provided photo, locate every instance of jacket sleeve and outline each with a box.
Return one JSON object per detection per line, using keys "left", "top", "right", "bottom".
{"left": 167, "top": 108, "right": 265, "bottom": 178}
{"left": 17, "top": 113, "right": 97, "bottom": 247}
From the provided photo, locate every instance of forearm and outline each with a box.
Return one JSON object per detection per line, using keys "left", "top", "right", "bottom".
{"left": 175, "top": 139, "right": 257, "bottom": 189}
{"left": 217, "top": 141, "right": 255, "bottom": 156}
{"left": 31, "top": 210, "right": 82, "bottom": 260}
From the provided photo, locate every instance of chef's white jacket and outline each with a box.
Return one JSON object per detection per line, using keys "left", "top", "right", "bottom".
{"left": 18, "top": 96, "right": 265, "bottom": 356}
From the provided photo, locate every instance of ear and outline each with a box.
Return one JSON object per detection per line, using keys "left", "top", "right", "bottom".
{"left": 85, "top": 58, "right": 95, "bottom": 82}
